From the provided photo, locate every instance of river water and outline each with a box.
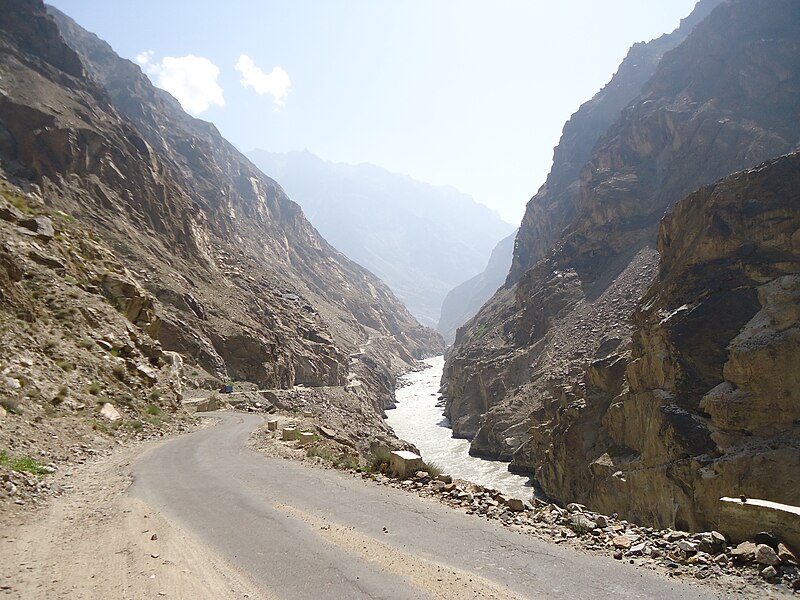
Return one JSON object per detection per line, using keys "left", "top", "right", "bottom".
{"left": 386, "top": 355, "right": 537, "bottom": 500}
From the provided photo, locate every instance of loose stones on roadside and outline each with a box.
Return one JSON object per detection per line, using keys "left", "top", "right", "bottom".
{"left": 612, "top": 535, "right": 632, "bottom": 550}
{"left": 756, "top": 544, "right": 780, "bottom": 566}
{"left": 731, "top": 541, "right": 757, "bottom": 562}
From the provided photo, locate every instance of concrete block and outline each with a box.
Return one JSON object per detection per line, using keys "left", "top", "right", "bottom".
{"left": 718, "top": 497, "right": 800, "bottom": 551}
{"left": 389, "top": 450, "right": 423, "bottom": 478}
{"left": 267, "top": 419, "right": 279, "bottom": 431}
{"left": 282, "top": 427, "right": 298, "bottom": 441}
{"left": 302, "top": 410, "right": 314, "bottom": 418}
{"left": 298, "top": 432, "right": 315, "bottom": 446}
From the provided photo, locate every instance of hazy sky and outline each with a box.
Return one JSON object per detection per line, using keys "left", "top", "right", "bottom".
{"left": 48, "top": 1, "right": 699, "bottom": 223}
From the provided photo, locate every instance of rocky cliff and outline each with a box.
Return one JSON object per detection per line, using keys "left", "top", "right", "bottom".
{"left": 248, "top": 149, "right": 515, "bottom": 328}
{"left": 0, "top": 0, "right": 442, "bottom": 458}
{"left": 443, "top": 0, "right": 800, "bottom": 530}
{"left": 437, "top": 230, "right": 516, "bottom": 345}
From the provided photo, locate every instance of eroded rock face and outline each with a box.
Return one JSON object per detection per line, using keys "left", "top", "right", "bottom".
{"left": 0, "top": 1, "right": 442, "bottom": 452}
{"left": 599, "top": 154, "right": 800, "bottom": 530}
{"left": 444, "top": 0, "right": 800, "bottom": 530}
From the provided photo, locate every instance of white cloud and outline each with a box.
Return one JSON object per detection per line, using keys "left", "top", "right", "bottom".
{"left": 235, "top": 54, "right": 291, "bottom": 111}
{"left": 136, "top": 50, "right": 225, "bottom": 115}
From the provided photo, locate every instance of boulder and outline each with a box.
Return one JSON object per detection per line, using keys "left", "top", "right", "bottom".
{"left": 505, "top": 498, "right": 527, "bottom": 512}
{"left": 755, "top": 544, "right": 780, "bottom": 566}
{"left": 731, "top": 541, "right": 757, "bottom": 563}
{"left": 19, "top": 216, "right": 54, "bottom": 240}
{"left": 99, "top": 402, "right": 121, "bottom": 421}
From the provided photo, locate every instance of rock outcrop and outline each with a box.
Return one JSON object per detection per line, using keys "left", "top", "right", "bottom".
{"left": 443, "top": 0, "right": 800, "bottom": 531}
{"left": 0, "top": 0, "right": 442, "bottom": 459}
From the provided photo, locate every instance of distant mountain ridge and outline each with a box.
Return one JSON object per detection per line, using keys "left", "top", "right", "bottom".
{"left": 247, "top": 149, "right": 515, "bottom": 328}
{"left": 437, "top": 230, "right": 517, "bottom": 345}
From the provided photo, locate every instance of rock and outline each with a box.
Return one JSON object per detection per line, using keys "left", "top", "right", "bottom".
{"left": 665, "top": 531, "right": 689, "bottom": 542}
{"left": 731, "top": 541, "right": 757, "bottom": 562}
{"left": 99, "top": 403, "right": 121, "bottom": 422}
{"left": 595, "top": 515, "right": 608, "bottom": 528}
{"left": 28, "top": 249, "right": 64, "bottom": 270}
{"left": 570, "top": 513, "right": 596, "bottom": 530}
{"left": 612, "top": 536, "right": 632, "bottom": 550}
{"left": 677, "top": 540, "right": 698, "bottom": 554}
{"left": 19, "top": 216, "right": 54, "bottom": 240}
{"left": 136, "top": 364, "right": 158, "bottom": 382}
{"left": 760, "top": 565, "right": 777, "bottom": 579}
{"left": 436, "top": 474, "right": 452, "bottom": 484}
{"left": 505, "top": 498, "right": 526, "bottom": 512}
{"left": 566, "top": 503, "right": 586, "bottom": 513}
{"left": 0, "top": 197, "right": 24, "bottom": 222}
{"left": 151, "top": 534, "right": 158, "bottom": 540}
{"left": 755, "top": 544, "right": 780, "bottom": 566}
{"left": 754, "top": 531, "right": 780, "bottom": 550}
{"left": 194, "top": 396, "right": 232, "bottom": 412}
{"left": 778, "top": 543, "right": 798, "bottom": 564}
{"left": 628, "top": 542, "right": 646, "bottom": 556}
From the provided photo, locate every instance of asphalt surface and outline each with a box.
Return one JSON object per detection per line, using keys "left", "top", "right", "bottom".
{"left": 130, "top": 412, "right": 723, "bottom": 599}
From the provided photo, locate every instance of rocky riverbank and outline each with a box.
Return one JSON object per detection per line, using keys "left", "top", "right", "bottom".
{"left": 251, "top": 411, "right": 800, "bottom": 598}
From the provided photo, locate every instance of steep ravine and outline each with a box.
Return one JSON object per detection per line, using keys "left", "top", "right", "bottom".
{"left": 443, "top": 0, "right": 800, "bottom": 532}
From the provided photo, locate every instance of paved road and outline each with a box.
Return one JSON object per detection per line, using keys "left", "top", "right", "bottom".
{"left": 131, "top": 412, "right": 722, "bottom": 599}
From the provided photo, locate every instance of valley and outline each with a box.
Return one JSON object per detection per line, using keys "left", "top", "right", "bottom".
{"left": 1, "top": 0, "right": 798, "bottom": 597}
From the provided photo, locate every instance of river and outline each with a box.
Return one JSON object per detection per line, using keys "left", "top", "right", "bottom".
{"left": 386, "top": 355, "right": 537, "bottom": 500}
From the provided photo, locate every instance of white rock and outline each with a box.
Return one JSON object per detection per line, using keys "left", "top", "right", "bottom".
{"left": 99, "top": 403, "right": 122, "bottom": 421}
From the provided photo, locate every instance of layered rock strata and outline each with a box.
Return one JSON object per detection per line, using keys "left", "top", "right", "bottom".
{"left": 444, "top": 0, "right": 800, "bottom": 530}
{"left": 0, "top": 0, "right": 442, "bottom": 458}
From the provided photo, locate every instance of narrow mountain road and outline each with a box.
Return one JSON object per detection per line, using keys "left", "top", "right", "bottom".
{"left": 131, "top": 412, "right": 723, "bottom": 599}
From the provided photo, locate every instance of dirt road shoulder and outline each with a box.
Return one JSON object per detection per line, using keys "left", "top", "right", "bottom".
{"left": 0, "top": 441, "right": 264, "bottom": 599}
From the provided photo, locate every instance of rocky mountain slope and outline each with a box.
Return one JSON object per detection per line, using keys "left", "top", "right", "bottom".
{"left": 443, "top": 0, "right": 800, "bottom": 531}
{"left": 0, "top": 0, "right": 442, "bottom": 467}
{"left": 437, "top": 230, "right": 516, "bottom": 345}
{"left": 248, "top": 149, "right": 515, "bottom": 328}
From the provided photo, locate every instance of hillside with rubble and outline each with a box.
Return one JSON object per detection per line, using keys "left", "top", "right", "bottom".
{"left": 0, "top": 0, "right": 443, "bottom": 506}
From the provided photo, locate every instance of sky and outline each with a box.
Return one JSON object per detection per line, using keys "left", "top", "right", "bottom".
{"left": 48, "top": 1, "right": 700, "bottom": 224}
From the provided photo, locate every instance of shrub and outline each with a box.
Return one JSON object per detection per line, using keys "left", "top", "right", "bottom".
{"left": 145, "top": 403, "right": 161, "bottom": 416}
{"left": 422, "top": 461, "right": 442, "bottom": 479}
{"left": 87, "top": 382, "right": 101, "bottom": 395}
{"left": 56, "top": 360, "right": 74, "bottom": 372}
{"left": 0, "top": 450, "right": 51, "bottom": 475}
{"left": 367, "top": 447, "right": 392, "bottom": 473}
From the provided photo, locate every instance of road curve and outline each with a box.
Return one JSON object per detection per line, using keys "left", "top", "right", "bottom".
{"left": 131, "top": 412, "right": 721, "bottom": 599}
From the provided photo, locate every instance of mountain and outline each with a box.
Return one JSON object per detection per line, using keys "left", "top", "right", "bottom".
{"left": 443, "top": 0, "right": 800, "bottom": 532}
{"left": 437, "top": 230, "right": 517, "bottom": 345}
{"left": 0, "top": 0, "right": 442, "bottom": 458}
{"left": 247, "top": 149, "right": 516, "bottom": 328}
